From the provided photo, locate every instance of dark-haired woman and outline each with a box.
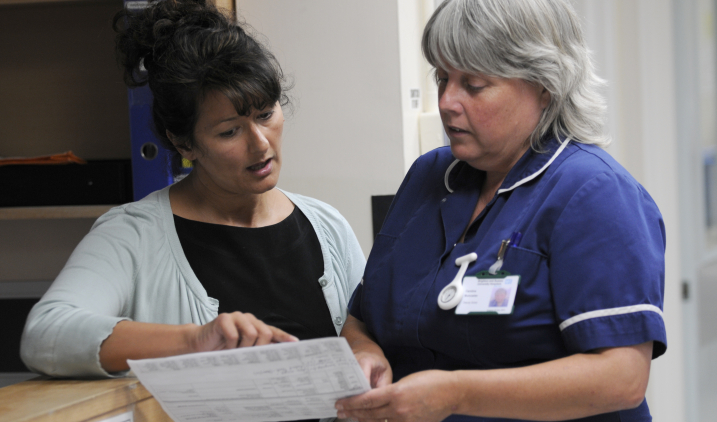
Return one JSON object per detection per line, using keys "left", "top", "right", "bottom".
{"left": 20, "top": 0, "right": 364, "bottom": 381}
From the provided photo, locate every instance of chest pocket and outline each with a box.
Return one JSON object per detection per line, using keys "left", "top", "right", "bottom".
{"left": 462, "top": 246, "right": 566, "bottom": 367}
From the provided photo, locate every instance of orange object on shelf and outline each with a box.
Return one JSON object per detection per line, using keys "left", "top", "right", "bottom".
{"left": 0, "top": 151, "right": 87, "bottom": 166}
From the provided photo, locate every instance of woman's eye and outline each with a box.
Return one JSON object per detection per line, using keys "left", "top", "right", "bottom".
{"left": 465, "top": 76, "right": 487, "bottom": 92}
{"left": 219, "top": 128, "right": 237, "bottom": 138}
{"left": 258, "top": 110, "right": 274, "bottom": 120}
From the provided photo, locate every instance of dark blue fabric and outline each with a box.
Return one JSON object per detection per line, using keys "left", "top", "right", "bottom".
{"left": 349, "top": 139, "right": 665, "bottom": 422}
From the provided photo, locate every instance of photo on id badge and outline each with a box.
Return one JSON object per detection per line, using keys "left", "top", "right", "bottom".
{"left": 455, "top": 274, "right": 520, "bottom": 315}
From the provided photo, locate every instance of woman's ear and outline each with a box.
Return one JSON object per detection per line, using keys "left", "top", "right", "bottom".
{"left": 540, "top": 87, "right": 551, "bottom": 109}
{"left": 166, "top": 130, "right": 198, "bottom": 161}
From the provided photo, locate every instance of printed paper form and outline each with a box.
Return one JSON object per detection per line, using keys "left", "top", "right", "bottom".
{"left": 127, "top": 337, "right": 370, "bottom": 422}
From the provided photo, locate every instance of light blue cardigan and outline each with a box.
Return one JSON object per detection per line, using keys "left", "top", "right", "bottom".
{"left": 21, "top": 187, "right": 365, "bottom": 378}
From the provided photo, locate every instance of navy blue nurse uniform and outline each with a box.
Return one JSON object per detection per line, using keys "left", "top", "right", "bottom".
{"left": 348, "top": 138, "right": 667, "bottom": 422}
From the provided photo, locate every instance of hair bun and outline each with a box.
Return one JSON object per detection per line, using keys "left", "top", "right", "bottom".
{"left": 111, "top": 0, "right": 289, "bottom": 177}
{"left": 113, "top": 0, "right": 219, "bottom": 87}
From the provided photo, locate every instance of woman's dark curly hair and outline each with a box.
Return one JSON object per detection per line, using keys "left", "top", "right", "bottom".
{"left": 113, "top": 0, "right": 290, "bottom": 175}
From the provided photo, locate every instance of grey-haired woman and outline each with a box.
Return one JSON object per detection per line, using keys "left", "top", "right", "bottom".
{"left": 336, "top": 1, "right": 665, "bottom": 421}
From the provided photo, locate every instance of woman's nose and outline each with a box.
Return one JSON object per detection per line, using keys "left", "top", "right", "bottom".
{"left": 247, "top": 123, "right": 270, "bottom": 153}
{"left": 438, "top": 83, "right": 462, "bottom": 115}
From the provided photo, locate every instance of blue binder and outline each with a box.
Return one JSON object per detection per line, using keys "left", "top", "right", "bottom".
{"left": 124, "top": 0, "right": 171, "bottom": 201}
{"left": 127, "top": 85, "right": 174, "bottom": 201}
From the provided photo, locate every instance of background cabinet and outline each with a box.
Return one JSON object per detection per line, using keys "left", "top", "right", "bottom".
{"left": 0, "top": 0, "right": 129, "bottom": 286}
{"left": 0, "top": 0, "right": 134, "bottom": 384}
{"left": 0, "top": 0, "right": 236, "bottom": 386}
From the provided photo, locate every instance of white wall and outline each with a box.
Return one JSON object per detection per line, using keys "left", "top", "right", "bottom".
{"left": 397, "top": 0, "right": 424, "bottom": 172}
{"left": 237, "top": 0, "right": 409, "bottom": 255}
{"left": 572, "top": 1, "right": 686, "bottom": 421}
{"left": 674, "top": 0, "right": 717, "bottom": 420}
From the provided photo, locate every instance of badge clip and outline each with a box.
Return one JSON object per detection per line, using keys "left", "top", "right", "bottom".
{"left": 438, "top": 253, "right": 477, "bottom": 310}
{"left": 487, "top": 232, "right": 522, "bottom": 275}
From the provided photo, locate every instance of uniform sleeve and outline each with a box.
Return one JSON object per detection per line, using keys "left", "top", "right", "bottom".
{"left": 348, "top": 279, "right": 365, "bottom": 321}
{"left": 20, "top": 210, "right": 141, "bottom": 377}
{"left": 348, "top": 156, "right": 424, "bottom": 322}
{"left": 549, "top": 172, "right": 667, "bottom": 358}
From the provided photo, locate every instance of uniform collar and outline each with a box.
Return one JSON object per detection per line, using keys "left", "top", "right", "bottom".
{"left": 444, "top": 137, "right": 571, "bottom": 194}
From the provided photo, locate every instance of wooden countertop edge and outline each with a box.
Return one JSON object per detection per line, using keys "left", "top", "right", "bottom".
{"left": 0, "top": 377, "right": 153, "bottom": 422}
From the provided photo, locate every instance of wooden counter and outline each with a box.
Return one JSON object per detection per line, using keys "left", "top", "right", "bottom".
{"left": 0, "top": 377, "right": 171, "bottom": 422}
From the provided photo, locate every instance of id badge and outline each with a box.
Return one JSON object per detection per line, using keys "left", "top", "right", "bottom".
{"left": 455, "top": 270, "right": 520, "bottom": 315}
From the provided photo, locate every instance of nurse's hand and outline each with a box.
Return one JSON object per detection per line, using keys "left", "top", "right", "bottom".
{"left": 189, "top": 311, "right": 299, "bottom": 352}
{"left": 335, "top": 370, "right": 455, "bottom": 422}
{"left": 341, "top": 315, "right": 392, "bottom": 388}
{"left": 355, "top": 348, "right": 392, "bottom": 389}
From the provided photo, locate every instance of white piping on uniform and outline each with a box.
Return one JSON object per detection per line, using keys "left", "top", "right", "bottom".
{"left": 444, "top": 159, "right": 460, "bottom": 193}
{"left": 559, "top": 304, "right": 664, "bottom": 331}
{"left": 497, "top": 138, "right": 571, "bottom": 195}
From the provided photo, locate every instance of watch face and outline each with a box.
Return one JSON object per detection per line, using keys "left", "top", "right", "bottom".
{"left": 442, "top": 286, "right": 456, "bottom": 302}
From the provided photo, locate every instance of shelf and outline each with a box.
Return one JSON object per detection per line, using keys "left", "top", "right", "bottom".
{"left": 0, "top": 0, "right": 231, "bottom": 9}
{"left": 0, "top": 0, "right": 110, "bottom": 6}
{"left": 0, "top": 205, "right": 117, "bottom": 220}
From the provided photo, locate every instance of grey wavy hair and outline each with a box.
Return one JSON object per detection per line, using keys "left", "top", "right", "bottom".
{"left": 422, "top": 0, "right": 609, "bottom": 149}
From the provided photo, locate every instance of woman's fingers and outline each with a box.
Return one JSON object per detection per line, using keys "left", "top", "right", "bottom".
{"left": 373, "top": 363, "right": 392, "bottom": 388}
{"left": 375, "top": 374, "right": 391, "bottom": 388}
{"left": 192, "top": 312, "right": 299, "bottom": 353}
{"left": 268, "top": 325, "right": 300, "bottom": 343}
{"left": 231, "top": 312, "right": 260, "bottom": 347}
{"left": 355, "top": 352, "right": 392, "bottom": 388}
{"left": 214, "top": 313, "right": 241, "bottom": 349}
{"left": 208, "top": 312, "right": 299, "bottom": 350}
{"left": 242, "top": 313, "right": 277, "bottom": 346}
{"left": 338, "top": 407, "right": 392, "bottom": 422}
{"left": 336, "top": 371, "right": 455, "bottom": 422}
{"left": 336, "top": 387, "right": 393, "bottom": 420}
{"left": 358, "top": 358, "right": 375, "bottom": 385}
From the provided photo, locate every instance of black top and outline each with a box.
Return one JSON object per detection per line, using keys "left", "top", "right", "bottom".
{"left": 174, "top": 207, "right": 335, "bottom": 422}
{"left": 174, "top": 206, "right": 336, "bottom": 341}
